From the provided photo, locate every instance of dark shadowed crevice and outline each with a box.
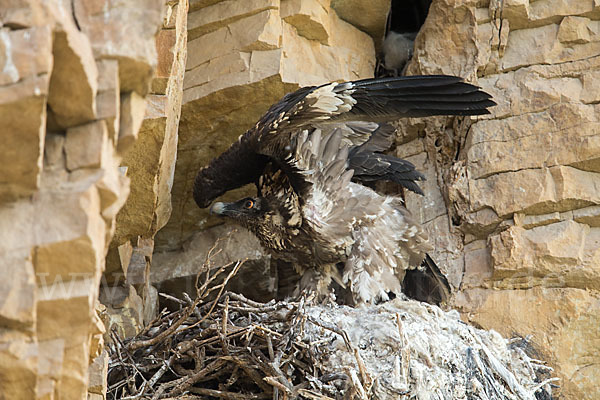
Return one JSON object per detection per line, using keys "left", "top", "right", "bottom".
{"left": 389, "top": 0, "right": 432, "bottom": 33}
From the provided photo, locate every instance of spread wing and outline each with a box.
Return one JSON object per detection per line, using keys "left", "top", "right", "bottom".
{"left": 255, "top": 75, "right": 495, "bottom": 142}
{"left": 194, "top": 75, "right": 495, "bottom": 208}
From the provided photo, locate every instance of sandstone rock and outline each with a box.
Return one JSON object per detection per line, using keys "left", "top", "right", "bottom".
{"left": 117, "top": 92, "right": 147, "bottom": 155}
{"left": 74, "top": 0, "right": 165, "bottom": 95}
{"left": 96, "top": 59, "right": 120, "bottom": 141}
{"left": 0, "top": 201, "right": 36, "bottom": 329}
{"left": 400, "top": 3, "right": 600, "bottom": 397}
{"left": 36, "top": 275, "right": 101, "bottom": 399}
{"left": 489, "top": 221, "right": 600, "bottom": 290}
{"left": 89, "top": 305, "right": 106, "bottom": 360}
{"left": 99, "top": 284, "right": 144, "bottom": 341}
{"left": 155, "top": 0, "right": 188, "bottom": 93}
{"left": 501, "top": 23, "right": 600, "bottom": 71}
{"left": 0, "top": 0, "right": 49, "bottom": 28}
{"left": 189, "top": 0, "right": 224, "bottom": 10}
{"left": 36, "top": 338, "right": 65, "bottom": 400}
{"left": 0, "top": 26, "right": 51, "bottom": 202}
{"left": 281, "top": 0, "right": 330, "bottom": 44}
{"left": 0, "top": 26, "right": 52, "bottom": 85}
{"left": 461, "top": 240, "right": 492, "bottom": 289}
{"left": 514, "top": 211, "right": 561, "bottom": 229}
{"left": 48, "top": 30, "right": 98, "bottom": 128}
{"left": 0, "top": 333, "right": 38, "bottom": 400}
{"left": 108, "top": 0, "right": 186, "bottom": 268}
{"left": 1, "top": 0, "right": 167, "bottom": 398}
{"left": 65, "top": 120, "right": 108, "bottom": 171}
{"left": 478, "top": 67, "right": 582, "bottom": 118}
{"left": 112, "top": 96, "right": 177, "bottom": 244}
{"left": 155, "top": 0, "right": 189, "bottom": 90}
{"left": 36, "top": 277, "right": 101, "bottom": 341}
{"left": 406, "top": 1, "right": 478, "bottom": 77}
{"left": 0, "top": 251, "right": 36, "bottom": 330}
{"left": 56, "top": 335, "right": 92, "bottom": 399}
{"left": 330, "top": 0, "right": 390, "bottom": 45}
{"left": 573, "top": 205, "right": 600, "bottom": 227}
{"left": 281, "top": 15, "right": 375, "bottom": 85}
{"left": 404, "top": 152, "right": 447, "bottom": 225}
{"left": 186, "top": 9, "right": 281, "bottom": 72}
{"left": 34, "top": 183, "right": 105, "bottom": 282}
{"left": 96, "top": 145, "right": 130, "bottom": 224}
{"left": 155, "top": 29, "right": 177, "bottom": 86}
{"left": 43, "top": 132, "right": 66, "bottom": 169}
{"left": 401, "top": 146, "right": 466, "bottom": 289}
{"left": 125, "top": 237, "right": 153, "bottom": 286}
{"left": 143, "top": 283, "right": 159, "bottom": 325}
{"left": 466, "top": 103, "right": 599, "bottom": 181}
{"left": 118, "top": 241, "right": 134, "bottom": 276}
{"left": 153, "top": 224, "right": 266, "bottom": 283}
{"left": 500, "top": 0, "right": 529, "bottom": 29}
{"left": 581, "top": 70, "right": 600, "bottom": 104}
{"left": 467, "top": 165, "right": 600, "bottom": 222}
{"left": 87, "top": 350, "right": 108, "bottom": 396}
{"left": 0, "top": 75, "right": 48, "bottom": 202}
{"left": 558, "top": 16, "right": 592, "bottom": 44}
{"left": 188, "top": 0, "right": 278, "bottom": 40}
{"left": 529, "top": 0, "right": 596, "bottom": 25}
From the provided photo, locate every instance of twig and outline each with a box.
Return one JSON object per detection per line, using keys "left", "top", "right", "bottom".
{"left": 158, "top": 292, "right": 186, "bottom": 305}
{"left": 306, "top": 315, "right": 351, "bottom": 351}
{"left": 188, "top": 387, "right": 270, "bottom": 399}
{"left": 181, "top": 259, "right": 246, "bottom": 333}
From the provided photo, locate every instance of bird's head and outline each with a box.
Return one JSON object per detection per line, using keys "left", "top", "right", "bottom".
{"left": 209, "top": 197, "right": 270, "bottom": 225}
{"left": 210, "top": 195, "right": 301, "bottom": 251}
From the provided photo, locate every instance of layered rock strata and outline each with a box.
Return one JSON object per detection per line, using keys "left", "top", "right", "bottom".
{"left": 0, "top": 1, "right": 169, "bottom": 398}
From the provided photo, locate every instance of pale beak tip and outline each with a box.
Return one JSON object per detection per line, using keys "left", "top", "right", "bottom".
{"left": 209, "top": 202, "right": 226, "bottom": 215}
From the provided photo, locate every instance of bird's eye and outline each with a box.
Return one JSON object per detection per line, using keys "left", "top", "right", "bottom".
{"left": 244, "top": 199, "right": 255, "bottom": 209}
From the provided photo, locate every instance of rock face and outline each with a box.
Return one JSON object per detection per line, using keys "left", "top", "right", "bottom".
{"left": 0, "top": 0, "right": 170, "bottom": 398}
{"left": 395, "top": 1, "right": 600, "bottom": 398}
{"left": 105, "top": 0, "right": 188, "bottom": 282}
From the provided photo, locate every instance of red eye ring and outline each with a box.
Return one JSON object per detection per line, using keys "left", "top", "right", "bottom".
{"left": 245, "top": 199, "right": 254, "bottom": 209}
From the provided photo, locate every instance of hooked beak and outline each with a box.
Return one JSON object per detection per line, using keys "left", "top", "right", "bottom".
{"left": 209, "top": 201, "right": 233, "bottom": 216}
{"left": 209, "top": 201, "right": 227, "bottom": 215}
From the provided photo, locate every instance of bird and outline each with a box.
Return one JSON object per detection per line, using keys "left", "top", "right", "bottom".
{"left": 382, "top": 31, "right": 418, "bottom": 74}
{"left": 194, "top": 75, "right": 495, "bottom": 304}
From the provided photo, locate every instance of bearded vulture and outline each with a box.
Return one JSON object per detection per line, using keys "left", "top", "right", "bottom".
{"left": 194, "top": 75, "right": 495, "bottom": 304}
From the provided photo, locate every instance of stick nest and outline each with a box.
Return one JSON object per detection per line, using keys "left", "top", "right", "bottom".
{"left": 107, "top": 239, "right": 556, "bottom": 400}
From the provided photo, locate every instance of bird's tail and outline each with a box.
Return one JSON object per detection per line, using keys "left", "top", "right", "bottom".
{"left": 402, "top": 254, "right": 451, "bottom": 305}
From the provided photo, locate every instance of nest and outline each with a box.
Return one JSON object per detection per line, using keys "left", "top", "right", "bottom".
{"left": 107, "top": 239, "right": 556, "bottom": 400}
